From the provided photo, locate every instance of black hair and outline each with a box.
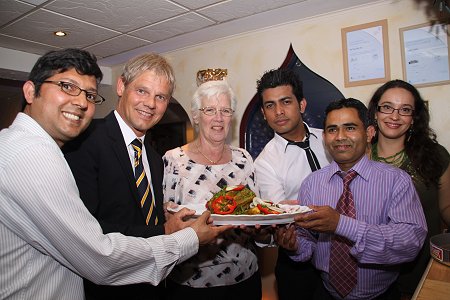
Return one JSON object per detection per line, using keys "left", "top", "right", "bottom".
{"left": 256, "top": 69, "right": 303, "bottom": 104}
{"left": 23, "top": 48, "right": 103, "bottom": 109}
{"left": 367, "top": 79, "right": 442, "bottom": 186}
{"left": 324, "top": 98, "right": 369, "bottom": 128}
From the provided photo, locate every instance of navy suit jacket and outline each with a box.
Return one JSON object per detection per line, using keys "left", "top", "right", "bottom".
{"left": 64, "top": 111, "right": 165, "bottom": 299}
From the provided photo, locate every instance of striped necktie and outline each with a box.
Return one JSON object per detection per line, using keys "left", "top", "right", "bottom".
{"left": 329, "top": 170, "right": 358, "bottom": 297}
{"left": 131, "top": 138, "right": 157, "bottom": 225}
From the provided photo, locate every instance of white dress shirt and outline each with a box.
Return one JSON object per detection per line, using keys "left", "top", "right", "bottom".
{"left": 254, "top": 124, "right": 332, "bottom": 202}
{"left": 0, "top": 113, "right": 199, "bottom": 300}
{"left": 114, "top": 110, "right": 156, "bottom": 202}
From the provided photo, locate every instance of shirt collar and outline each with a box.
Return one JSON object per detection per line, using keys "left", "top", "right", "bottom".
{"left": 279, "top": 122, "right": 318, "bottom": 152}
{"left": 327, "top": 155, "right": 371, "bottom": 182}
{"left": 114, "top": 110, "right": 145, "bottom": 146}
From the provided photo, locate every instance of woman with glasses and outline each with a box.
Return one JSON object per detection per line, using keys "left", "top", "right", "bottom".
{"left": 367, "top": 79, "right": 450, "bottom": 299}
{"left": 162, "top": 80, "right": 261, "bottom": 300}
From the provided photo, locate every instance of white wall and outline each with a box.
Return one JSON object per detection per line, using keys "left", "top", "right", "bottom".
{"left": 96, "top": 66, "right": 121, "bottom": 117}
{"left": 143, "top": 0, "right": 449, "bottom": 151}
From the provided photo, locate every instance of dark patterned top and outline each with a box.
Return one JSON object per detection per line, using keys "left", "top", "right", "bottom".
{"left": 162, "top": 146, "right": 259, "bottom": 287}
{"left": 396, "top": 144, "right": 450, "bottom": 295}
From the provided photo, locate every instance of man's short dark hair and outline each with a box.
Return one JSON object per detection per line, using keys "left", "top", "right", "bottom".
{"left": 27, "top": 48, "right": 103, "bottom": 100}
{"left": 324, "top": 98, "right": 369, "bottom": 128}
{"left": 256, "top": 69, "right": 303, "bottom": 104}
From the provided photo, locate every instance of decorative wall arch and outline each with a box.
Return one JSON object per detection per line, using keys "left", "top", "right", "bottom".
{"left": 240, "top": 45, "right": 345, "bottom": 159}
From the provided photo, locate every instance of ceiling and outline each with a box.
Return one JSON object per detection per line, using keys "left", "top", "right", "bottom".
{"left": 1, "top": 0, "right": 379, "bottom": 69}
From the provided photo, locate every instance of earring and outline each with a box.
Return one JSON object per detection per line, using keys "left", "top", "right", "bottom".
{"left": 407, "top": 126, "right": 413, "bottom": 142}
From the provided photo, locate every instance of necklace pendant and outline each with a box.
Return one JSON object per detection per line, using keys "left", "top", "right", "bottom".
{"left": 196, "top": 142, "right": 225, "bottom": 165}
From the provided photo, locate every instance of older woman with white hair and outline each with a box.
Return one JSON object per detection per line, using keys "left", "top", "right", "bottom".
{"left": 163, "top": 80, "right": 261, "bottom": 299}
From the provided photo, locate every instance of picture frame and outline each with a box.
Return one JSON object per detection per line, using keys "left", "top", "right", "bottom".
{"left": 400, "top": 23, "right": 450, "bottom": 87}
{"left": 341, "top": 19, "right": 390, "bottom": 87}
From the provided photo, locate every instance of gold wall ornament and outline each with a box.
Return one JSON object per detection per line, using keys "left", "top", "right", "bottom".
{"left": 196, "top": 68, "right": 228, "bottom": 86}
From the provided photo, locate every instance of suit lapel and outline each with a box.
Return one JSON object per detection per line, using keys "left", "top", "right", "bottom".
{"left": 104, "top": 113, "right": 141, "bottom": 207}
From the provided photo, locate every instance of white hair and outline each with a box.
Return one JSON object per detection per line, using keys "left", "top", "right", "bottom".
{"left": 191, "top": 80, "right": 237, "bottom": 113}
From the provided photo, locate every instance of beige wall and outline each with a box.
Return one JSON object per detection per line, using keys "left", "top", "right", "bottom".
{"left": 140, "top": 0, "right": 447, "bottom": 152}
{"left": 102, "top": 0, "right": 449, "bottom": 151}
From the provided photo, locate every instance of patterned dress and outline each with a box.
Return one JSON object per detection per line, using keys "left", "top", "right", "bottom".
{"left": 163, "top": 146, "right": 259, "bottom": 288}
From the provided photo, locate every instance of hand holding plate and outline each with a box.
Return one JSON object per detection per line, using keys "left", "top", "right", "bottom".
{"left": 294, "top": 205, "right": 340, "bottom": 233}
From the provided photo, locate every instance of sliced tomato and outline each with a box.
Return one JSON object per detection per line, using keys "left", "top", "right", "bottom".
{"left": 257, "top": 204, "right": 281, "bottom": 215}
{"left": 212, "top": 195, "right": 237, "bottom": 215}
{"left": 225, "top": 185, "right": 245, "bottom": 192}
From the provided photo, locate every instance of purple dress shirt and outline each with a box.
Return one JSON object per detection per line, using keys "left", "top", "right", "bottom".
{"left": 291, "top": 155, "right": 427, "bottom": 299}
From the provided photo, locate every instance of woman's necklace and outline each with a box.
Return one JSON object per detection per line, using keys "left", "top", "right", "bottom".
{"left": 371, "top": 143, "right": 406, "bottom": 168}
{"left": 196, "top": 142, "right": 225, "bottom": 165}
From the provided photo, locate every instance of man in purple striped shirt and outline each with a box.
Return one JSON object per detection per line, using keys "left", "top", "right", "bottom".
{"left": 276, "top": 98, "right": 427, "bottom": 299}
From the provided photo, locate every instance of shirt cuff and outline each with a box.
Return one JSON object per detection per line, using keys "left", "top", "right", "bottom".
{"left": 169, "top": 227, "right": 199, "bottom": 263}
{"left": 335, "top": 215, "right": 359, "bottom": 242}
{"left": 255, "top": 234, "right": 277, "bottom": 248}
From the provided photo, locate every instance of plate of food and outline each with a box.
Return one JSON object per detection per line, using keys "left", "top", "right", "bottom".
{"left": 167, "top": 185, "right": 312, "bottom": 225}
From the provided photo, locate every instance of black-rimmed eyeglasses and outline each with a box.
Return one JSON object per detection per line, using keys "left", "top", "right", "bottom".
{"left": 43, "top": 81, "right": 105, "bottom": 105}
{"left": 377, "top": 104, "right": 414, "bottom": 116}
{"left": 199, "top": 107, "right": 234, "bottom": 117}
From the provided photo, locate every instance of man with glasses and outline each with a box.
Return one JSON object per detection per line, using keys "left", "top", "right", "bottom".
{"left": 0, "top": 48, "right": 230, "bottom": 300}
{"left": 64, "top": 52, "right": 202, "bottom": 299}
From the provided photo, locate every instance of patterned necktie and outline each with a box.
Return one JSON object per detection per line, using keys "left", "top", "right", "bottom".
{"left": 329, "top": 169, "right": 358, "bottom": 298}
{"left": 287, "top": 136, "right": 321, "bottom": 172}
{"left": 131, "top": 138, "right": 157, "bottom": 225}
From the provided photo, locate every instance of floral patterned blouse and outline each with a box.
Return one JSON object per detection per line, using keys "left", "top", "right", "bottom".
{"left": 162, "top": 146, "right": 259, "bottom": 288}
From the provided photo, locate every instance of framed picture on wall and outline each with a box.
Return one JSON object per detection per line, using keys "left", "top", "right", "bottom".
{"left": 341, "top": 19, "right": 390, "bottom": 87}
{"left": 400, "top": 23, "right": 450, "bottom": 87}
